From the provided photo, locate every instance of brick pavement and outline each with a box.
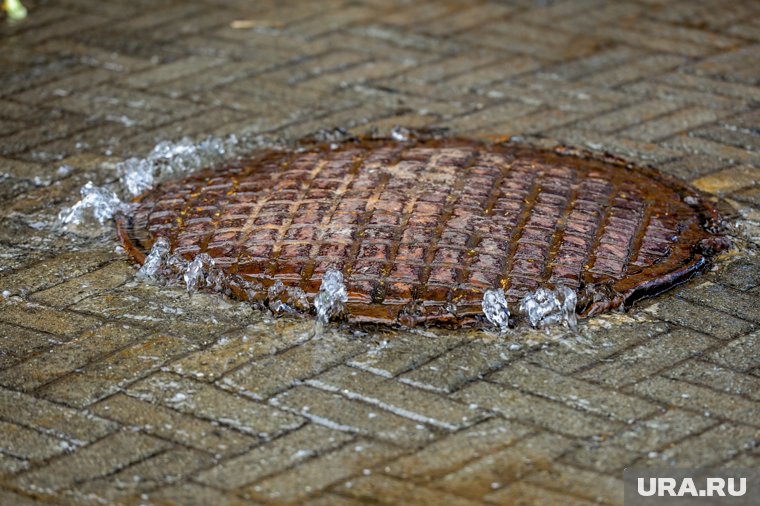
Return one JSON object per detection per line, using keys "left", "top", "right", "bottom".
{"left": 0, "top": 0, "right": 759, "bottom": 504}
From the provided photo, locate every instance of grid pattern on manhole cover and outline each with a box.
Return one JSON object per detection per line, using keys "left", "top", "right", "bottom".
{"left": 117, "top": 139, "right": 727, "bottom": 326}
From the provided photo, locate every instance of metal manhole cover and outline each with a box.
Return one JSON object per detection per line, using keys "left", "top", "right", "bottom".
{"left": 116, "top": 138, "right": 727, "bottom": 327}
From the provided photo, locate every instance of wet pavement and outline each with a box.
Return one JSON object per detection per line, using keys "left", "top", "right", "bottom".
{"left": 1, "top": 0, "right": 759, "bottom": 504}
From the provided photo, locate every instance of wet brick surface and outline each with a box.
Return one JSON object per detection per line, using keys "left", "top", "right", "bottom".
{"left": 0, "top": 0, "right": 759, "bottom": 505}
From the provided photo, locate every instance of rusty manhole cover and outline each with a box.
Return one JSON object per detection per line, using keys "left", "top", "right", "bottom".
{"left": 116, "top": 138, "right": 727, "bottom": 327}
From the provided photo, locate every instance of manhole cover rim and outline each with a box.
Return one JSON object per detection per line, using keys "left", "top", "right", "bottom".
{"left": 115, "top": 137, "right": 728, "bottom": 327}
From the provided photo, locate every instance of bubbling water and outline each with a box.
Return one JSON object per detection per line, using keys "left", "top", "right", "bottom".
{"left": 482, "top": 288, "right": 510, "bottom": 332}
{"left": 519, "top": 285, "right": 578, "bottom": 331}
{"left": 135, "top": 237, "right": 170, "bottom": 280}
{"left": 116, "top": 135, "right": 239, "bottom": 197}
{"left": 314, "top": 269, "right": 348, "bottom": 325}
{"left": 57, "top": 182, "right": 128, "bottom": 233}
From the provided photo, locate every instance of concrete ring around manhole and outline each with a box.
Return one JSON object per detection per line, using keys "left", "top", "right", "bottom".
{"left": 115, "top": 138, "right": 729, "bottom": 328}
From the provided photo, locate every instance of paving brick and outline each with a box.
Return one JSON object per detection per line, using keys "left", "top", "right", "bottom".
{"left": 14, "top": 14, "right": 109, "bottom": 47}
{"left": 108, "top": 3, "right": 206, "bottom": 32}
{"left": 0, "top": 157, "right": 46, "bottom": 185}
{"left": 0, "top": 453, "right": 29, "bottom": 475}
{"left": 527, "top": 318, "right": 668, "bottom": 373}
{"left": 577, "top": 328, "right": 717, "bottom": 388}
{"left": 307, "top": 365, "right": 486, "bottom": 430}
{"left": 383, "top": 417, "right": 533, "bottom": 481}
{"left": 446, "top": 100, "right": 539, "bottom": 134}
{"left": 349, "top": 23, "right": 464, "bottom": 55}
{"left": 399, "top": 341, "right": 512, "bottom": 393}
{"left": 14, "top": 68, "right": 120, "bottom": 105}
{"left": 732, "top": 186, "right": 760, "bottom": 208}
{"left": 548, "top": 128, "right": 684, "bottom": 164}
{"left": 652, "top": 423, "right": 760, "bottom": 467}
{"left": 134, "top": 482, "right": 257, "bottom": 506}
{"left": 0, "top": 300, "right": 101, "bottom": 340}
{"left": 645, "top": 295, "right": 755, "bottom": 339}
{"left": 0, "top": 490, "right": 46, "bottom": 506}
{"left": 680, "top": 281, "right": 760, "bottom": 323}
{"left": 607, "top": 408, "right": 715, "bottom": 454}
{"left": 467, "top": 107, "right": 592, "bottom": 139}
{"left": 434, "top": 431, "right": 574, "bottom": 499}
{"left": 271, "top": 385, "right": 436, "bottom": 448}
{"left": 692, "top": 165, "right": 760, "bottom": 195}
{"left": 693, "top": 124, "right": 760, "bottom": 153}
{"left": 250, "top": 50, "right": 369, "bottom": 89}
{"left": 69, "top": 283, "right": 251, "bottom": 343}
{"left": 454, "top": 381, "right": 622, "bottom": 438}
{"left": 598, "top": 24, "right": 722, "bottom": 58}
{"left": 552, "top": 1, "right": 643, "bottom": 33}
{"left": 704, "top": 331, "right": 760, "bottom": 372}
{"left": 622, "top": 80, "right": 749, "bottom": 112}
{"left": 688, "top": 45, "right": 760, "bottom": 85}
{"left": 90, "top": 393, "right": 257, "bottom": 456}
{"left": 464, "top": 22, "right": 599, "bottom": 62}
{"left": 153, "top": 60, "right": 280, "bottom": 98}
{"left": 0, "top": 387, "right": 116, "bottom": 444}
{"left": 219, "top": 334, "right": 367, "bottom": 400}
{"left": 71, "top": 447, "right": 214, "bottom": 503}
{"left": 301, "top": 494, "right": 366, "bottom": 506}
{"left": 397, "top": 52, "right": 503, "bottom": 85}
{"left": 485, "top": 481, "right": 604, "bottom": 505}
{"left": 664, "top": 360, "right": 760, "bottom": 401}
{"left": 651, "top": 0, "right": 759, "bottom": 31}
{"left": 127, "top": 372, "right": 304, "bottom": 439}
{"left": 445, "top": 55, "right": 544, "bottom": 90}
{"left": 348, "top": 331, "right": 463, "bottom": 378}
{"left": 29, "top": 260, "right": 134, "bottom": 309}
{"left": 195, "top": 423, "right": 352, "bottom": 490}
{"left": 490, "top": 362, "right": 660, "bottom": 422}
{"left": 125, "top": 56, "right": 227, "bottom": 89}
{"left": 0, "top": 55, "right": 81, "bottom": 97}
{"left": 633, "top": 376, "right": 759, "bottom": 426}
{"left": 562, "top": 441, "right": 640, "bottom": 474}
{"left": 150, "top": 7, "right": 239, "bottom": 42}
{"left": 169, "top": 321, "right": 311, "bottom": 382}
{"left": 659, "top": 155, "right": 730, "bottom": 181}
{"left": 0, "top": 118, "right": 25, "bottom": 137}
{"left": 33, "top": 38, "right": 153, "bottom": 74}
{"left": 0, "top": 322, "right": 142, "bottom": 391}
{"left": 663, "top": 134, "right": 760, "bottom": 165}
{"left": 581, "top": 99, "right": 683, "bottom": 133}
{"left": 0, "top": 322, "right": 61, "bottom": 370}
{"left": 0, "top": 250, "right": 117, "bottom": 296}
{"left": 53, "top": 85, "right": 205, "bottom": 130}
{"left": 38, "top": 333, "right": 198, "bottom": 407}
{"left": 522, "top": 462, "right": 624, "bottom": 505}
{"left": 0, "top": 114, "right": 95, "bottom": 155}
{"left": 582, "top": 54, "right": 688, "bottom": 88}
{"left": 338, "top": 474, "right": 482, "bottom": 506}
{"left": 0, "top": 420, "right": 68, "bottom": 461}
{"left": 723, "top": 446, "right": 760, "bottom": 468}
{"left": 246, "top": 439, "right": 404, "bottom": 503}
{"left": 285, "top": 4, "right": 377, "bottom": 39}
{"left": 418, "top": 3, "right": 514, "bottom": 37}
{"left": 544, "top": 45, "right": 643, "bottom": 81}
{"left": 16, "top": 432, "right": 170, "bottom": 494}
{"left": 621, "top": 107, "right": 725, "bottom": 142}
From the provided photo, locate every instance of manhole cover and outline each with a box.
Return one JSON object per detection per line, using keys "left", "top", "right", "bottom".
{"left": 116, "top": 138, "right": 727, "bottom": 326}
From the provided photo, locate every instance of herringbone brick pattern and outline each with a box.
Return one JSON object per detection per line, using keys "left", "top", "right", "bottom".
{"left": 0, "top": 0, "right": 758, "bottom": 504}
